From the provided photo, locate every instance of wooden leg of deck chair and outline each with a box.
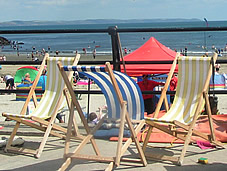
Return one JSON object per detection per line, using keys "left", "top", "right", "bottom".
{"left": 178, "top": 126, "right": 194, "bottom": 166}
{"left": 72, "top": 115, "right": 107, "bottom": 156}
{"left": 105, "top": 162, "right": 114, "bottom": 171}
{"left": 121, "top": 120, "right": 145, "bottom": 155}
{"left": 178, "top": 98, "right": 204, "bottom": 166}
{"left": 59, "top": 116, "right": 107, "bottom": 170}
{"left": 72, "top": 117, "right": 80, "bottom": 137}
{"left": 5, "top": 121, "right": 20, "bottom": 152}
{"left": 125, "top": 114, "right": 147, "bottom": 166}
{"left": 64, "top": 101, "right": 75, "bottom": 158}
{"left": 142, "top": 125, "right": 153, "bottom": 151}
{"left": 58, "top": 109, "right": 74, "bottom": 170}
{"left": 63, "top": 88, "right": 80, "bottom": 138}
{"left": 35, "top": 117, "right": 56, "bottom": 158}
{"left": 115, "top": 101, "right": 127, "bottom": 166}
{"left": 59, "top": 158, "right": 72, "bottom": 171}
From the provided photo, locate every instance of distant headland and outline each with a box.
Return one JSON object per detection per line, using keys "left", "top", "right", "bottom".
{"left": 0, "top": 18, "right": 201, "bottom": 26}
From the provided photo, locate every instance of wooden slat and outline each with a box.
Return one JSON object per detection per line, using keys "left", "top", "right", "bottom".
{"left": 7, "top": 146, "right": 37, "bottom": 155}
{"left": 174, "top": 120, "right": 210, "bottom": 140}
{"left": 145, "top": 152, "right": 179, "bottom": 163}
{"left": 32, "top": 116, "right": 67, "bottom": 133}
{"left": 68, "top": 153, "right": 114, "bottom": 162}
{"left": 7, "top": 116, "right": 65, "bottom": 139}
{"left": 145, "top": 120, "right": 191, "bottom": 143}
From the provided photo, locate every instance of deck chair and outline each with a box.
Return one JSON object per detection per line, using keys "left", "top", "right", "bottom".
{"left": 143, "top": 53, "right": 225, "bottom": 165}
{"left": 2, "top": 53, "right": 82, "bottom": 158}
{"left": 57, "top": 62, "right": 147, "bottom": 170}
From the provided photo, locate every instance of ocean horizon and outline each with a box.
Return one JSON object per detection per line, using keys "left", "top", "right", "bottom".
{"left": 0, "top": 20, "right": 227, "bottom": 55}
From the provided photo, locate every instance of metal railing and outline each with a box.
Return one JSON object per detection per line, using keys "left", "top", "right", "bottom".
{"left": 1, "top": 25, "right": 227, "bottom": 95}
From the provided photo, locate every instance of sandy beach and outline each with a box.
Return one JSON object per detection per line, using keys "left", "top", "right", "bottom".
{"left": 0, "top": 52, "right": 227, "bottom": 117}
{"left": 1, "top": 52, "right": 227, "bottom": 76}
{"left": 0, "top": 52, "right": 113, "bottom": 76}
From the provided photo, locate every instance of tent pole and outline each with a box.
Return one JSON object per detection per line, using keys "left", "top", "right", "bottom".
{"left": 117, "top": 33, "right": 127, "bottom": 74}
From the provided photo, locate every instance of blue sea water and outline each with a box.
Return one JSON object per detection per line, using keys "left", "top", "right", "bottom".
{"left": 0, "top": 21, "right": 227, "bottom": 55}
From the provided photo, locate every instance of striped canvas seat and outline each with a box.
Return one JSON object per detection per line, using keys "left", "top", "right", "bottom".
{"left": 63, "top": 65, "right": 144, "bottom": 120}
{"left": 143, "top": 53, "right": 224, "bottom": 166}
{"left": 145, "top": 56, "right": 211, "bottom": 125}
{"left": 4, "top": 57, "right": 75, "bottom": 119}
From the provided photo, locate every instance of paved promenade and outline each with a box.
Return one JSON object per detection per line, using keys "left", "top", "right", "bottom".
{"left": 0, "top": 90, "right": 226, "bottom": 170}
{"left": 0, "top": 123, "right": 227, "bottom": 170}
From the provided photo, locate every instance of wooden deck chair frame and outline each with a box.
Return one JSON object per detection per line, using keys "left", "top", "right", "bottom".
{"left": 2, "top": 53, "right": 83, "bottom": 158}
{"left": 57, "top": 62, "right": 147, "bottom": 171}
{"left": 142, "top": 52, "right": 225, "bottom": 165}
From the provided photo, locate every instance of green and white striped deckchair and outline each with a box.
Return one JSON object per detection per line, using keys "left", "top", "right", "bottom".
{"left": 143, "top": 53, "right": 224, "bottom": 166}
{"left": 2, "top": 53, "right": 81, "bottom": 158}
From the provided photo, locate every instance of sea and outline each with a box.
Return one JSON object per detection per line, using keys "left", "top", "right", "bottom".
{"left": 0, "top": 20, "right": 227, "bottom": 56}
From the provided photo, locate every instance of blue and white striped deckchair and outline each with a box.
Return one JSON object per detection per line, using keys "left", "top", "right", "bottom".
{"left": 58, "top": 62, "right": 147, "bottom": 170}
{"left": 2, "top": 53, "right": 81, "bottom": 158}
{"left": 63, "top": 65, "right": 144, "bottom": 120}
{"left": 143, "top": 53, "right": 224, "bottom": 166}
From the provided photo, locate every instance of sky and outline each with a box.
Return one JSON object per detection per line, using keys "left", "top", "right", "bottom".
{"left": 0, "top": 0, "right": 226, "bottom": 22}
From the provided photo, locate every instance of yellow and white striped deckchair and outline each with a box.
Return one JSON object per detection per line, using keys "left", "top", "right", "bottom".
{"left": 2, "top": 53, "right": 81, "bottom": 158}
{"left": 143, "top": 53, "right": 225, "bottom": 166}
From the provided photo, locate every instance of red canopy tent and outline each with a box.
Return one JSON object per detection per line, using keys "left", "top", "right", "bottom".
{"left": 121, "top": 37, "right": 178, "bottom": 76}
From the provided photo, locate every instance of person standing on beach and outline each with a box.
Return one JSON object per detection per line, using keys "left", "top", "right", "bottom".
{"left": 83, "top": 48, "right": 87, "bottom": 55}
{"left": 93, "top": 49, "right": 96, "bottom": 59}
{"left": 184, "top": 46, "right": 188, "bottom": 56}
{"left": 137, "top": 75, "right": 165, "bottom": 114}
{"left": 31, "top": 51, "right": 34, "bottom": 61}
{"left": 3, "top": 75, "right": 15, "bottom": 90}
{"left": 124, "top": 48, "right": 127, "bottom": 54}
